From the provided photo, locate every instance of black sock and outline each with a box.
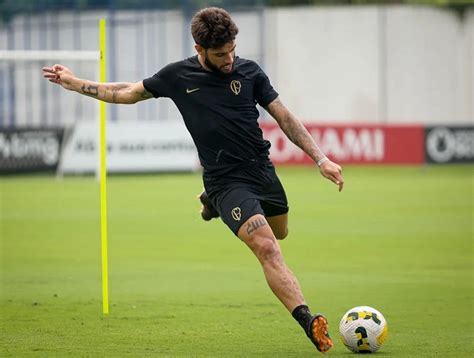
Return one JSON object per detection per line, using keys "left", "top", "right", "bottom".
{"left": 292, "top": 304, "right": 313, "bottom": 332}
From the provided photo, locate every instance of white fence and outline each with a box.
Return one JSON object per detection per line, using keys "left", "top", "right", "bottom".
{"left": 264, "top": 6, "right": 473, "bottom": 124}
{"left": 0, "top": 5, "right": 472, "bottom": 127}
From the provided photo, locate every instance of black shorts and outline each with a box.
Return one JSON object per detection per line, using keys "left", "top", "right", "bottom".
{"left": 203, "top": 161, "right": 289, "bottom": 236}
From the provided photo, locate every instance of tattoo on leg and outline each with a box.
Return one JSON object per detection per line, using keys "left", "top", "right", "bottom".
{"left": 246, "top": 218, "right": 267, "bottom": 235}
{"left": 81, "top": 84, "right": 99, "bottom": 97}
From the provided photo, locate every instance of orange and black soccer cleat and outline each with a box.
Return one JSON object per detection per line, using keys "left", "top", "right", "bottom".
{"left": 198, "top": 191, "right": 220, "bottom": 221}
{"left": 308, "top": 314, "right": 333, "bottom": 353}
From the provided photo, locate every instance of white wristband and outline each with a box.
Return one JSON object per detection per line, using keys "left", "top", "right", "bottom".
{"left": 317, "top": 157, "right": 329, "bottom": 167}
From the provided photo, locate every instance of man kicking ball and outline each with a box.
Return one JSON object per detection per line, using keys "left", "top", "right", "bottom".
{"left": 43, "top": 7, "right": 344, "bottom": 353}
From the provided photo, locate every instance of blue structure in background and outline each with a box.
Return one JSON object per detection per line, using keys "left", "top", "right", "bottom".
{"left": 0, "top": 0, "right": 267, "bottom": 128}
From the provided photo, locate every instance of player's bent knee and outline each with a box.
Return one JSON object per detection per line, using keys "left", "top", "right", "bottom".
{"left": 254, "top": 237, "right": 280, "bottom": 262}
{"left": 247, "top": 235, "right": 285, "bottom": 269}
{"left": 238, "top": 214, "right": 283, "bottom": 263}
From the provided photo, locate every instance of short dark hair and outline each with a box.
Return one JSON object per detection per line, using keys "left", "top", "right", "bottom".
{"left": 191, "top": 7, "right": 239, "bottom": 49}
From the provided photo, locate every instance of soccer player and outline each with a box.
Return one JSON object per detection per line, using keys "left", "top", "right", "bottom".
{"left": 42, "top": 7, "right": 343, "bottom": 353}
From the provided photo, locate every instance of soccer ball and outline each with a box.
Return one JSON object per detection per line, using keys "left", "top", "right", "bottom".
{"left": 339, "top": 306, "right": 388, "bottom": 353}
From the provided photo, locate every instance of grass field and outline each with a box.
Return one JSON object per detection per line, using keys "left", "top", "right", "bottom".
{"left": 1, "top": 165, "right": 473, "bottom": 357}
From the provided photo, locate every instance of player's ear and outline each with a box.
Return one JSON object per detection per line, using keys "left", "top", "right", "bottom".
{"left": 195, "top": 44, "right": 205, "bottom": 56}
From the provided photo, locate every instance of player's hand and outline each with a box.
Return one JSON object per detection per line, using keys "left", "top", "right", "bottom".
{"left": 319, "top": 159, "right": 344, "bottom": 192}
{"left": 42, "top": 64, "right": 76, "bottom": 91}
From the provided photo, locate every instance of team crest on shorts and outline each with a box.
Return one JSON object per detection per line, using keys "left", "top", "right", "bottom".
{"left": 231, "top": 207, "right": 241, "bottom": 221}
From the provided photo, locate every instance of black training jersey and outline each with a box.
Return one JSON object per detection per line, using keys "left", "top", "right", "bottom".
{"left": 142, "top": 56, "right": 278, "bottom": 175}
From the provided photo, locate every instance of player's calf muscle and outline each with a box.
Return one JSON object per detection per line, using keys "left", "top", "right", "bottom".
{"left": 275, "top": 229, "right": 288, "bottom": 240}
{"left": 267, "top": 215, "right": 289, "bottom": 240}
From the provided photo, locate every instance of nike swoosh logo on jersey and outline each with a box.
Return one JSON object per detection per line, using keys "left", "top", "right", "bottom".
{"left": 186, "top": 88, "right": 200, "bottom": 94}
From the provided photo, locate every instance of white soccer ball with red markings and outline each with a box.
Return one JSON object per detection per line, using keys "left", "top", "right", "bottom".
{"left": 339, "top": 306, "right": 388, "bottom": 353}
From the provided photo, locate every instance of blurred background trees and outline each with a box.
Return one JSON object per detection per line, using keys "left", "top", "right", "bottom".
{"left": 1, "top": 0, "right": 473, "bottom": 23}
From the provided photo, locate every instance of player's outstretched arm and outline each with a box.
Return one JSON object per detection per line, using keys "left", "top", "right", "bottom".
{"left": 42, "top": 64, "right": 153, "bottom": 104}
{"left": 265, "top": 97, "right": 344, "bottom": 191}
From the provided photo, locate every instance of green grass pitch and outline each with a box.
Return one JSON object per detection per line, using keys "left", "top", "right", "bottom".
{"left": 1, "top": 165, "right": 472, "bottom": 357}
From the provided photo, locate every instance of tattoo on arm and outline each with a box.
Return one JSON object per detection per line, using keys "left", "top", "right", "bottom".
{"left": 246, "top": 218, "right": 267, "bottom": 236}
{"left": 137, "top": 89, "right": 153, "bottom": 100}
{"left": 109, "top": 83, "right": 130, "bottom": 103}
{"left": 266, "top": 98, "right": 325, "bottom": 162}
{"left": 81, "top": 84, "right": 99, "bottom": 97}
{"left": 81, "top": 82, "right": 152, "bottom": 104}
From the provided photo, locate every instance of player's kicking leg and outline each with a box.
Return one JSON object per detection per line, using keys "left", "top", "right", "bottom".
{"left": 198, "top": 190, "right": 219, "bottom": 221}
{"left": 266, "top": 213, "right": 288, "bottom": 240}
{"left": 237, "top": 213, "right": 333, "bottom": 353}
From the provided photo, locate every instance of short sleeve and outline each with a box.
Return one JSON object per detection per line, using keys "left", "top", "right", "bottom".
{"left": 254, "top": 66, "right": 279, "bottom": 108}
{"left": 142, "top": 63, "right": 176, "bottom": 98}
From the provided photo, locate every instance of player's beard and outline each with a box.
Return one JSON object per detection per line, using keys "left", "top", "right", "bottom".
{"left": 204, "top": 52, "right": 234, "bottom": 74}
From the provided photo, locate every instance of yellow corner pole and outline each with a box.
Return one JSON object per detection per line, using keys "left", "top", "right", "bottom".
{"left": 99, "top": 18, "right": 109, "bottom": 316}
